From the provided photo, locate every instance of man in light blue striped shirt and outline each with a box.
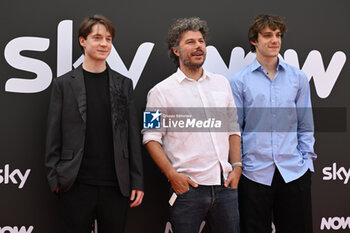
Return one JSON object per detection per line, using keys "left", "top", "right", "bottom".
{"left": 230, "top": 14, "right": 317, "bottom": 233}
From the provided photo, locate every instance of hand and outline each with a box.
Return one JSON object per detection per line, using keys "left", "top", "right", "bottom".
{"left": 130, "top": 190, "right": 144, "bottom": 208}
{"left": 168, "top": 171, "right": 198, "bottom": 194}
{"left": 224, "top": 167, "right": 242, "bottom": 189}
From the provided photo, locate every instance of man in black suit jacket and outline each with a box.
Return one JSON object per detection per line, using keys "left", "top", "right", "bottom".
{"left": 45, "top": 14, "right": 144, "bottom": 233}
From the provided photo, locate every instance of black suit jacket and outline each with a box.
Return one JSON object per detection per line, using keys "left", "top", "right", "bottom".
{"left": 45, "top": 65, "right": 143, "bottom": 197}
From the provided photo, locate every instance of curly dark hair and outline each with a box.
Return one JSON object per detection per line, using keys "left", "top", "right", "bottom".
{"left": 166, "top": 17, "right": 208, "bottom": 66}
{"left": 248, "top": 14, "right": 287, "bottom": 52}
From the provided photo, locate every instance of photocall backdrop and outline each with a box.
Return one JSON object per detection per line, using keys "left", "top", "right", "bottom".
{"left": 0, "top": 0, "right": 349, "bottom": 232}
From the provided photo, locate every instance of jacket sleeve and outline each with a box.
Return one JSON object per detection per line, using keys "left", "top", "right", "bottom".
{"left": 127, "top": 80, "right": 144, "bottom": 191}
{"left": 44, "top": 78, "right": 62, "bottom": 192}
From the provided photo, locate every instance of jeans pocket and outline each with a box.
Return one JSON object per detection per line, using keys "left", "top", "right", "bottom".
{"left": 170, "top": 186, "right": 192, "bottom": 197}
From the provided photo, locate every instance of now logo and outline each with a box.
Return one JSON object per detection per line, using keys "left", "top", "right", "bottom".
{"left": 0, "top": 226, "right": 33, "bottom": 233}
{"left": 321, "top": 217, "right": 350, "bottom": 230}
{"left": 203, "top": 46, "right": 347, "bottom": 98}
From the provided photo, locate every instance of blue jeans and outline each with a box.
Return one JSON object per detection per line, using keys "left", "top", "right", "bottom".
{"left": 169, "top": 185, "right": 240, "bottom": 233}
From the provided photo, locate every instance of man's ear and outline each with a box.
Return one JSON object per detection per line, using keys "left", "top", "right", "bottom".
{"left": 250, "top": 39, "right": 257, "bottom": 47}
{"left": 79, "top": 36, "right": 86, "bottom": 48}
{"left": 172, "top": 47, "right": 180, "bottom": 57}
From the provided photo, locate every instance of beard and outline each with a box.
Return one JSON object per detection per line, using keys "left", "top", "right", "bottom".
{"left": 179, "top": 49, "right": 206, "bottom": 69}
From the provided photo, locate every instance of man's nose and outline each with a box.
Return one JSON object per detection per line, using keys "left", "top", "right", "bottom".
{"left": 271, "top": 35, "right": 280, "bottom": 43}
{"left": 195, "top": 41, "right": 204, "bottom": 48}
{"left": 100, "top": 38, "right": 108, "bottom": 46}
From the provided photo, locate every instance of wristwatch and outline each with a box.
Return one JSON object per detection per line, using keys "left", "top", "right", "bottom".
{"left": 231, "top": 162, "right": 243, "bottom": 170}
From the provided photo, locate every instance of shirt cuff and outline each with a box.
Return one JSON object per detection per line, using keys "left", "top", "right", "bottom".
{"left": 142, "top": 132, "right": 163, "bottom": 145}
{"left": 229, "top": 131, "right": 241, "bottom": 137}
{"left": 304, "top": 152, "right": 316, "bottom": 172}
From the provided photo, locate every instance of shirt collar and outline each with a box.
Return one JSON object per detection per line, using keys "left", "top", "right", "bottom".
{"left": 175, "top": 67, "right": 208, "bottom": 83}
{"left": 278, "top": 58, "right": 287, "bottom": 70}
{"left": 250, "top": 57, "right": 286, "bottom": 72}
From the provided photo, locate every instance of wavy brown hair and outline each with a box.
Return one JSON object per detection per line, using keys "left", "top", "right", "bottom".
{"left": 248, "top": 14, "right": 287, "bottom": 52}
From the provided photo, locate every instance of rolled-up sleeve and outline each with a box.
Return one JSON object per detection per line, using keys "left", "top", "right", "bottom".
{"left": 142, "top": 86, "right": 165, "bottom": 145}
{"left": 225, "top": 78, "right": 241, "bottom": 137}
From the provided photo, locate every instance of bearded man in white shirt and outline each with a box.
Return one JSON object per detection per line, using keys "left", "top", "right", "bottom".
{"left": 142, "top": 17, "right": 241, "bottom": 233}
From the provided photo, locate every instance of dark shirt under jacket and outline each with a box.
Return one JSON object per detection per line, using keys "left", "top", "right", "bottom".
{"left": 77, "top": 69, "right": 118, "bottom": 186}
{"left": 45, "top": 64, "right": 144, "bottom": 196}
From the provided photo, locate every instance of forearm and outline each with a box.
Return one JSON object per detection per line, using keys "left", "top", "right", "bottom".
{"left": 229, "top": 134, "right": 242, "bottom": 177}
{"left": 224, "top": 134, "right": 242, "bottom": 188}
{"left": 145, "top": 140, "right": 176, "bottom": 179}
{"left": 229, "top": 134, "right": 241, "bottom": 164}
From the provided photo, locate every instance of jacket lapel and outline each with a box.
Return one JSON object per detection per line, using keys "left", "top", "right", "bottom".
{"left": 69, "top": 65, "right": 87, "bottom": 123}
{"left": 108, "top": 65, "right": 119, "bottom": 130}
{"left": 108, "top": 65, "right": 128, "bottom": 131}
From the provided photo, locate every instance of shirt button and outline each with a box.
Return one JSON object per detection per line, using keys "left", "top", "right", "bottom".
{"left": 272, "top": 99, "right": 275, "bottom": 103}
{"left": 273, "top": 145, "right": 277, "bottom": 148}
{"left": 273, "top": 130, "right": 276, "bottom": 132}
{"left": 272, "top": 114, "right": 276, "bottom": 118}
{"left": 274, "top": 160, "right": 277, "bottom": 163}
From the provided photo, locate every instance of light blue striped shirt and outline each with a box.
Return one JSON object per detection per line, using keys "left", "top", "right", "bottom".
{"left": 230, "top": 58, "right": 317, "bottom": 186}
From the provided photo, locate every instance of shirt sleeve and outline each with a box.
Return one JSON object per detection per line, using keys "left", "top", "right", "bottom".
{"left": 229, "top": 74, "right": 244, "bottom": 133}
{"left": 225, "top": 78, "right": 241, "bottom": 136}
{"left": 142, "top": 86, "right": 166, "bottom": 145}
{"left": 295, "top": 71, "right": 317, "bottom": 170}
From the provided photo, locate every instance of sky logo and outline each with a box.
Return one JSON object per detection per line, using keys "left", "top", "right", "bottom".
{"left": 143, "top": 110, "right": 161, "bottom": 129}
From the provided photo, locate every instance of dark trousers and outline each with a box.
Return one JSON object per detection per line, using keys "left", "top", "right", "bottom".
{"left": 170, "top": 185, "right": 240, "bottom": 233}
{"left": 238, "top": 169, "right": 313, "bottom": 233}
{"left": 58, "top": 182, "right": 129, "bottom": 233}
